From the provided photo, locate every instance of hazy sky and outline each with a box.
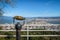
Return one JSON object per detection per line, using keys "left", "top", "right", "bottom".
{"left": 4, "top": 0, "right": 60, "bottom": 17}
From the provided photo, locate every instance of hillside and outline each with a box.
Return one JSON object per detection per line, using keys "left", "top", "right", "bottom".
{"left": 0, "top": 16, "right": 60, "bottom": 24}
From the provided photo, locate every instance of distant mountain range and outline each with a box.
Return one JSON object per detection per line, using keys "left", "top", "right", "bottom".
{"left": 27, "top": 17, "right": 60, "bottom": 19}
{"left": 0, "top": 16, "right": 60, "bottom": 24}
{"left": 0, "top": 16, "right": 13, "bottom": 24}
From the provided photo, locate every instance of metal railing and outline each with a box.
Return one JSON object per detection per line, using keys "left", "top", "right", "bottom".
{"left": 0, "top": 26, "right": 60, "bottom": 40}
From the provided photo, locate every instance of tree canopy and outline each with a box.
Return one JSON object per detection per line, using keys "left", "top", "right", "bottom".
{"left": 0, "top": 0, "right": 15, "bottom": 16}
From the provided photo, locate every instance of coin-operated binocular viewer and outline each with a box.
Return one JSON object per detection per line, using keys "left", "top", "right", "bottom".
{"left": 13, "top": 16, "right": 25, "bottom": 40}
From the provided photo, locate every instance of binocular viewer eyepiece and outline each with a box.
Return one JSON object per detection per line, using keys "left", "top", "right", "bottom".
{"left": 13, "top": 16, "right": 25, "bottom": 30}
{"left": 15, "top": 22, "right": 22, "bottom": 30}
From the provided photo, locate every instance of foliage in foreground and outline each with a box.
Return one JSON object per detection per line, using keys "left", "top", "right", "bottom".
{"left": 0, "top": 31, "right": 60, "bottom": 40}
{"left": 0, "top": 37, "right": 60, "bottom": 40}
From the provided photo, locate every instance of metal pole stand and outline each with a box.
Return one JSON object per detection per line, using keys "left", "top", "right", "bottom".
{"left": 16, "top": 29, "right": 21, "bottom": 40}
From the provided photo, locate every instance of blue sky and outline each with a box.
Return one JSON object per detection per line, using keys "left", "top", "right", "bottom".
{"left": 4, "top": 0, "right": 60, "bottom": 17}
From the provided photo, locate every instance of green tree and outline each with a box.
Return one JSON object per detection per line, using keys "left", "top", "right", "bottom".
{"left": 0, "top": 0, "right": 16, "bottom": 16}
{"left": 0, "top": 26, "right": 2, "bottom": 30}
{"left": 5, "top": 32, "right": 14, "bottom": 40}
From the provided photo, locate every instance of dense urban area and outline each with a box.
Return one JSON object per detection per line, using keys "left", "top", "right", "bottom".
{"left": 0, "top": 17, "right": 60, "bottom": 40}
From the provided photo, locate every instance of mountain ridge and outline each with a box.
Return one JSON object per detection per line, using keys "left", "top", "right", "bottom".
{"left": 0, "top": 16, "right": 60, "bottom": 24}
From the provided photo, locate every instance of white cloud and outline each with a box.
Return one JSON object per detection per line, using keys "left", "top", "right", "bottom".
{"left": 4, "top": 13, "right": 13, "bottom": 17}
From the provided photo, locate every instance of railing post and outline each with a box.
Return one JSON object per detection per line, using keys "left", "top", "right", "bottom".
{"left": 27, "top": 26, "right": 29, "bottom": 40}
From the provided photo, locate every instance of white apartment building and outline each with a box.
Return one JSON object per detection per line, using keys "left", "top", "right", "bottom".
{"left": 0, "top": 23, "right": 15, "bottom": 30}
{"left": 0, "top": 20, "right": 60, "bottom": 30}
{"left": 23, "top": 20, "right": 60, "bottom": 30}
